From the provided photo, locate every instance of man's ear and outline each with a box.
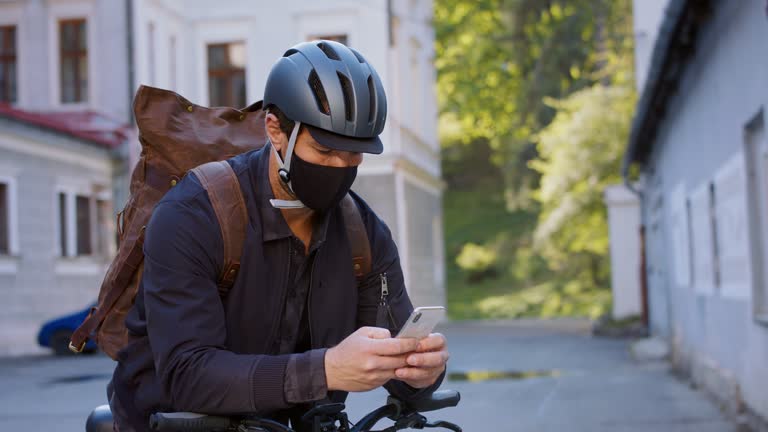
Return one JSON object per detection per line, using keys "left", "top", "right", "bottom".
{"left": 265, "top": 113, "right": 285, "bottom": 152}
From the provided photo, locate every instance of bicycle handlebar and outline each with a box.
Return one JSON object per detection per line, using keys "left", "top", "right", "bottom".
{"left": 400, "top": 390, "right": 461, "bottom": 413}
{"left": 149, "top": 390, "right": 461, "bottom": 432}
{"left": 352, "top": 390, "right": 461, "bottom": 432}
{"left": 149, "top": 411, "right": 232, "bottom": 431}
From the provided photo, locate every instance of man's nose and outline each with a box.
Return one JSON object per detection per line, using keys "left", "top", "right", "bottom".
{"left": 335, "top": 151, "right": 363, "bottom": 168}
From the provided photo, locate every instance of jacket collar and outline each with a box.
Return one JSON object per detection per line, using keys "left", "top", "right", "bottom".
{"left": 248, "top": 145, "right": 331, "bottom": 247}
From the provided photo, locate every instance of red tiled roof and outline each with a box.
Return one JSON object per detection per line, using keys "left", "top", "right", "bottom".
{"left": 0, "top": 103, "right": 129, "bottom": 149}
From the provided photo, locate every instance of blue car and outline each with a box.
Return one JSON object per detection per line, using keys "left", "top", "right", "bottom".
{"left": 37, "top": 302, "right": 99, "bottom": 355}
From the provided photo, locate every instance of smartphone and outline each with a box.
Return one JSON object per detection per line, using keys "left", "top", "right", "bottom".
{"left": 395, "top": 306, "right": 446, "bottom": 339}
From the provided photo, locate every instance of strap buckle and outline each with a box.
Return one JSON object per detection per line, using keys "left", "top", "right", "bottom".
{"left": 68, "top": 340, "right": 86, "bottom": 353}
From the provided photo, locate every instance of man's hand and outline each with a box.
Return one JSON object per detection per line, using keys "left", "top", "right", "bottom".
{"left": 325, "top": 327, "right": 419, "bottom": 392}
{"left": 395, "top": 333, "right": 449, "bottom": 389}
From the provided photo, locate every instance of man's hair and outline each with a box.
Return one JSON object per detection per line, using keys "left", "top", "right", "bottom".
{"left": 264, "top": 76, "right": 331, "bottom": 139}
{"left": 265, "top": 104, "right": 299, "bottom": 138}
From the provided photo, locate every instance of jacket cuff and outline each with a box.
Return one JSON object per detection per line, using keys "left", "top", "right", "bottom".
{"left": 284, "top": 348, "right": 329, "bottom": 404}
{"left": 250, "top": 355, "right": 291, "bottom": 411}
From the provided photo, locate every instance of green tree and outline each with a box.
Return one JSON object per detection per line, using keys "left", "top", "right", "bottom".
{"left": 530, "top": 85, "right": 636, "bottom": 290}
{"left": 435, "top": 0, "right": 633, "bottom": 207}
{"left": 436, "top": 0, "right": 636, "bottom": 319}
{"left": 528, "top": 0, "right": 635, "bottom": 296}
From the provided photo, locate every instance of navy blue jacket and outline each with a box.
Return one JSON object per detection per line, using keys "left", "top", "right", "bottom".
{"left": 110, "top": 146, "right": 443, "bottom": 431}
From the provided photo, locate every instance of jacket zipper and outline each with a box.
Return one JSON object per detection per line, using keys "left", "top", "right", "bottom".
{"left": 380, "top": 273, "right": 397, "bottom": 328}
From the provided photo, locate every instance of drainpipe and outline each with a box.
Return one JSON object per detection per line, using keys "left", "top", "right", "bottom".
{"left": 116, "top": 0, "right": 136, "bottom": 212}
{"left": 623, "top": 166, "right": 649, "bottom": 329}
{"left": 126, "top": 0, "right": 135, "bottom": 125}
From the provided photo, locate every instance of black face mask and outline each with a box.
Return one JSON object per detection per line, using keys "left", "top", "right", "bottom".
{"left": 288, "top": 152, "right": 357, "bottom": 212}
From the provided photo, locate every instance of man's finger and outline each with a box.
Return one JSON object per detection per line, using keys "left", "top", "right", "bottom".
{"left": 416, "top": 333, "right": 446, "bottom": 352}
{"left": 369, "top": 337, "right": 419, "bottom": 356}
{"left": 369, "top": 354, "right": 409, "bottom": 371}
{"left": 406, "top": 350, "right": 449, "bottom": 368}
{"left": 363, "top": 327, "right": 392, "bottom": 339}
{"left": 395, "top": 366, "right": 439, "bottom": 381}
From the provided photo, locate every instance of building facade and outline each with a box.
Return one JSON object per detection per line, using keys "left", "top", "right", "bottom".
{"left": 625, "top": 0, "right": 768, "bottom": 425}
{"left": 0, "top": 0, "right": 443, "bottom": 355}
{"left": 0, "top": 107, "right": 124, "bottom": 355}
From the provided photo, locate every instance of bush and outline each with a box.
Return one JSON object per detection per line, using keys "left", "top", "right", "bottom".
{"left": 456, "top": 243, "right": 498, "bottom": 282}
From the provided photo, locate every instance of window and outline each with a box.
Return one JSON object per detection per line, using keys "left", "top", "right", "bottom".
{"left": 710, "top": 184, "right": 721, "bottom": 289}
{"left": 0, "top": 183, "right": 8, "bottom": 254}
{"left": 59, "top": 19, "right": 88, "bottom": 103}
{"left": 0, "top": 25, "right": 17, "bottom": 103}
{"left": 712, "top": 154, "right": 751, "bottom": 299}
{"left": 670, "top": 183, "right": 691, "bottom": 288}
{"left": 689, "top": 183, "right": 716, "bottom": 295}
{"left": 58, "top": 189, "right": 113, "bottom": 258}
{"left": 207, "top": 42, "right": 246, "bottom": 107}
{"left": 76, "top": 195, "right": 92, "bottom": 255}
{"left": 58, "top": 192, "right": 68, "bottom": 256}
{"left": 745, "top": 113, "right": 768, "bottom": 320}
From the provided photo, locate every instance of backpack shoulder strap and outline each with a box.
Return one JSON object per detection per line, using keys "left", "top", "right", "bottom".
{"left": 191, "top": 161, "right": 248, "bottom": 296}
{"left": 192, "top": 164, "right": 370, "bottom": 290}
{"left": 341, "top": 194, "right": 372, "bottom": 281}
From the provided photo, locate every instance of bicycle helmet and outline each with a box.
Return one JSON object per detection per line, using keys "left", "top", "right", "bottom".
{"left": 263, "top": 40, "right": 387, "bottom": 155}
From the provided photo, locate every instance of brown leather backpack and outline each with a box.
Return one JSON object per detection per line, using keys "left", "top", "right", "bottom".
{"left": 70, "top": 85, "right": 371, "bottom": 359}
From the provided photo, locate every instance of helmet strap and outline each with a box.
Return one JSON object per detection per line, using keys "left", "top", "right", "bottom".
{"left": 270, "top": 121, "right": 306, "bottom": 209}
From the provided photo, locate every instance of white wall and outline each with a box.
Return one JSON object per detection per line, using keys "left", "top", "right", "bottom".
{"left": 639, "top": 0, "right": 768, "bottom": 420}
{"left": 604, "top": 184, "right": 642, "bottom": 319}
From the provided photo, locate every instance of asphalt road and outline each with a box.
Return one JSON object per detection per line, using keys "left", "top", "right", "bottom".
{"left": 0, "top": 319, "right": 737, "bottom": 431}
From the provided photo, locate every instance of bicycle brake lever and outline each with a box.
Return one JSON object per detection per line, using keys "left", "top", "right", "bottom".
{"left": 424, "top": 420, "right": 462, "bottom": 432}
{"left": 393, "top": 412, "right": 427, "bottom": 430}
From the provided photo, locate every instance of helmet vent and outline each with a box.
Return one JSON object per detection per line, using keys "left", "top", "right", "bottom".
{"left": 308, "top": 70, "right": 330, "bottom": 115}
{"left": 317, "top": 42, "right": 341, "bottom": 61}
{"left": 352, "top": 49, "right": 366, "bottom": 63}
{"left": 367, "top": 75, "right": 376, "bottom": 123}
{"left": 337, "top": 72, "right": 354, "bottom": 121}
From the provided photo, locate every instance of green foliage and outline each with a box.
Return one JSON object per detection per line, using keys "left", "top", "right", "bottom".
{"left": 437, "top": 0, "right": 635, "bottom": 321}
{"left": 531, "top": 85, "right": 637, "bottom": 272}
{"left": 443, "top": 182, "right": 610, "bottom": 320}
{"left": 435, "top": 0, "right": 633, "bottom": 205}
{"left": 456, "top": 243, "right": 498, "bottom": 278}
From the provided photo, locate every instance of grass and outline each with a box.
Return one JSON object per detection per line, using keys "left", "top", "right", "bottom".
{"left": 443, "top": 187, "right": 535, "bottom": 320}
{"left": 443, "top": 187, "right": 611, "bottom": 321}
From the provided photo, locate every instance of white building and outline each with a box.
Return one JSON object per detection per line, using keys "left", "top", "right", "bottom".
{"left": 0, "top": 0, "right": 443, "bottom": 355}
{"left": 623, "top": 0, "right": 768, "bottom": 427}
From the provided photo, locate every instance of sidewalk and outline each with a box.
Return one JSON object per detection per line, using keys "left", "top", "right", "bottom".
{"left": 352, "top": 319, "right": 737, "bottom": 431}
{"left": 0, "top": 319, "right": 738, "bottom": 431}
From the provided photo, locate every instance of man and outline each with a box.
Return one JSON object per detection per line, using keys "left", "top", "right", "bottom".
{"left": 109, "top": 40, "right": 449, "bottom": 432}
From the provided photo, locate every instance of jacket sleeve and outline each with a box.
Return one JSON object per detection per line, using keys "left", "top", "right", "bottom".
{"left": 142, "top": 196, "right": 326, "bottom": 415}
{"left": 353, "top": 195, "right": 446, "bottom": 401}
